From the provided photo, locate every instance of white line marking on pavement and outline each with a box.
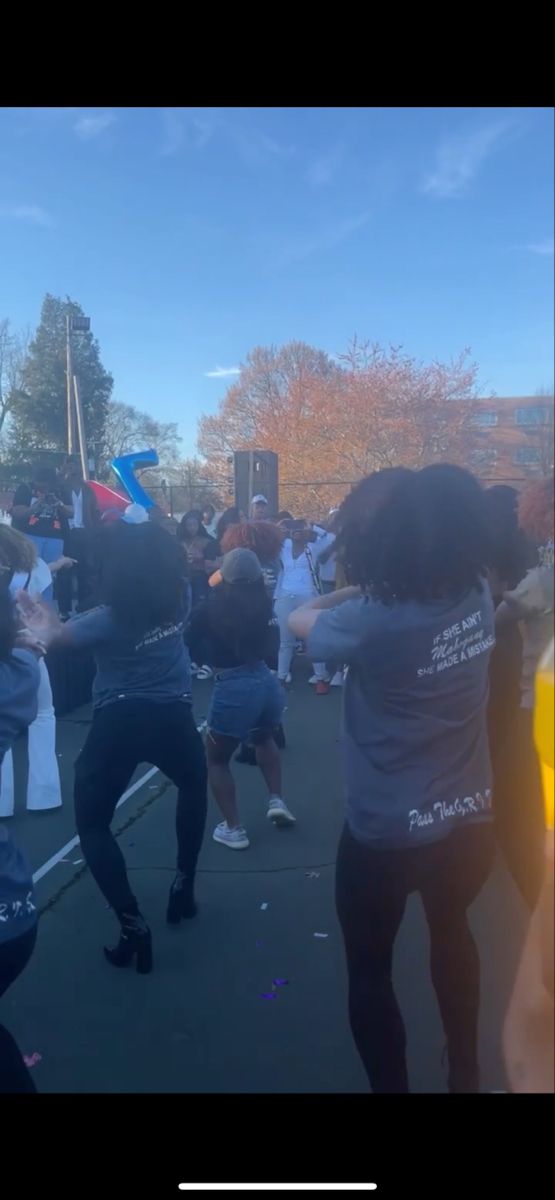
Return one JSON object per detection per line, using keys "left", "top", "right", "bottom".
{"left": 178, "top": 1189, "right": 378, "bottom": 1194}
{"left": 32, "top": 767, "right": 159, "bottom": 885}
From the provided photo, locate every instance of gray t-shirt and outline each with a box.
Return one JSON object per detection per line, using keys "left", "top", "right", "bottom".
{"left": 67, "top": 606, "right": 192, "bottom": 710}
{"left": 307, "top": 585, "right": 495, "bottom": 849}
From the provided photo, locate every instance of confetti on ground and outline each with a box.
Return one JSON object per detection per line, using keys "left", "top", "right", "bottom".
{"left": 260, "top": 902, "right": 269, "bottom": 910}
{"left": 73, "top": 859, "right": 83, "bottom": 865}
{"left": 306, "top": 871, "right": 320, "bottom": 879}
{"left": 313, "top": 932, "right": 328, "bottom": 939}
{"left": 260, "top": 992, "right": 277, "bottom": 1000}
{"left": 273, "top": 978, "right": 289, "bottom": 987}
{"left": 23, "top": 1052, "right": 42, "bottom": 1068}
{"left": 148, "top": 785, "right": 158, "bottom": 790}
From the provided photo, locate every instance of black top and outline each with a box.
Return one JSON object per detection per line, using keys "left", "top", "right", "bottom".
{"left": 186, "top": 598, "right": 279, "bottom": 671}
{"left": 12, "top": 483, "right": 71, "bottom": 540}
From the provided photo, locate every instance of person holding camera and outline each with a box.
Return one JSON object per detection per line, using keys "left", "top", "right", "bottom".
{"left": 11, "top": 468, "right": 73, "bottom": 568}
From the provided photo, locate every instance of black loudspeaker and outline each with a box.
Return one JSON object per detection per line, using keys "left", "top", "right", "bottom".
{"left": 233, "top": 450, "right": 279, "bottom": 518}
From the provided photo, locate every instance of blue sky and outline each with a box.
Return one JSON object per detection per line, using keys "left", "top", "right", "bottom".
{"left": 0, "top": 106, "right": 553, "bottom": 456}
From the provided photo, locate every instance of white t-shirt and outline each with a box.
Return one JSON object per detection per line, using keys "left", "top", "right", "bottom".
{"left": 10, "top": 558, "right": 52, "bottom": 598}
{"left": 277, "top": 540, "right": 319, "bottom": 597}
{"left": 69, "top": 489, "right": 84, "bottom": 530}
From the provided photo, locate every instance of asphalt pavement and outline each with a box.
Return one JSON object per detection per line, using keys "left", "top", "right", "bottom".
{"left": 3, "top": 670, "right": 527, "bottom": 1093}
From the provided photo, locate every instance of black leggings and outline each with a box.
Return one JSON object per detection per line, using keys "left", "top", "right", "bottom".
{"left": 336, "top": 822, "right": 495, "bottom": 1093}
{"left": 75, "top": 699, "right": 207, "bottom": 916}
{"left": 0, "top": 925, "right": 37, "bottom": 1094}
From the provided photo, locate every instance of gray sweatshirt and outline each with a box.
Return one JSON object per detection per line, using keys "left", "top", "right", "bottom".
{"left": 0, "top": 649, "right": 40, "bottom": 944}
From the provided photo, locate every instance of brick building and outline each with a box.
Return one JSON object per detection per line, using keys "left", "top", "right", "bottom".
{"left": 470, "top": 395, "right": 554, "bottom": 485}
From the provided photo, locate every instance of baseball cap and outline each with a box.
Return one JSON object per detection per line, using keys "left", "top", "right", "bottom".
{"left": 209, "top": 548, "right": 262, "bottom": 588}
{"left": 123, "top": 503, "right": 149, "bottom": 525}
{"left": 251, "top": 494, "right": 268, "bottom": 505}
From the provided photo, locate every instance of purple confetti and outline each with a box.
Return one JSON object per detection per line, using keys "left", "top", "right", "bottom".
{"left": 273, "top": 978, "right": 289, "bottom": 987}
{"left": 23, "top": 1052, "right": 42, "bottom": 1068}
{"left": 260, "top": 992, "right": 277, "bottom": 1000}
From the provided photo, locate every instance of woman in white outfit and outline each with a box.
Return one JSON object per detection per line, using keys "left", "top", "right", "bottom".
{"left": 274, "top": 521, "right": 335, "bottom": 692}
{"left": 0, "top": 526, "right": 71, "bottom": 816}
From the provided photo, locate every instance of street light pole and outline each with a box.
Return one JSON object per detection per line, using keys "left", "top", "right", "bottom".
{"left": 66, "top": 313, "right": 91, "bottom": 464}
{"left": 66, "top": 315, "right": 74, "bottom": 455}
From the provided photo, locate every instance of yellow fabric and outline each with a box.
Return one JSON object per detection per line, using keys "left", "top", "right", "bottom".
{"left": 535, "top": 640, "right": 554, "bottom": 830}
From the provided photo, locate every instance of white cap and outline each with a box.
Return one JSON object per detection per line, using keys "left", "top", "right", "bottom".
{"left": 251, "top": 494, "right": 268, "bottom": 505}
{"left": 123, "top": 503, "right": 149, "bottom": 524}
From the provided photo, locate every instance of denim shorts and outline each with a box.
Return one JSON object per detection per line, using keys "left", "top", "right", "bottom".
{"left": 208, "top": 662, "right": 285, "bottom": 743}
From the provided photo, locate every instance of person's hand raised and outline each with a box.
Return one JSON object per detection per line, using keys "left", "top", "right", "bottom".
{"left": 15, "top": 591, "right": 64, "bottom": 648}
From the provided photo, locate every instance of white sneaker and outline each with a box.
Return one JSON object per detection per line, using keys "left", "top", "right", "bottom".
{"left": 308, "top": 674, "right": 319, "bottom": 684}
{"left": 267, "top": 798, "right": 296, "bottom": 827}
{"left": 196, "top": 665, "right": 213, "bottom": 680}
{"left": 213, "top": 822, "right": 250, "bottom": 850}
{"left": 330, "top": 671, "right": 344, "bottom": 687}
{"left": 278, "top": 673, "right": 292, "bottom": 685}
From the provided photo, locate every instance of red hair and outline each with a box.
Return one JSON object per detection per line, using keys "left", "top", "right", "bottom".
{"left": 221, "top": 520, "right": 283, "bottom": 562}
{"left": 518, "top": 476, "right": 554, "bottom": 546}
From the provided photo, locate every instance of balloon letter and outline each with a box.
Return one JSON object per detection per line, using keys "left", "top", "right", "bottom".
{"left": 111, "top": 449, "right": 159, "bottom": 509}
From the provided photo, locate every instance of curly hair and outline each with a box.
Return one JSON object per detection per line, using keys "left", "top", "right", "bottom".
{"left": 518, "top": 476, "right": 554, "bottom": 548}
{"left": 221, "top": 520, "right": 283, "bottom": 563}
{"left": 335, "top": 464, "right": 490, "bottom": 603}
{"left": 0, "top": 525, "right": 37, "bottom": 575}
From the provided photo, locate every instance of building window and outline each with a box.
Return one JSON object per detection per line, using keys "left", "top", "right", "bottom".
{"left": 514, "top": 446, "right": 541, "bottom": 465}
{"left": 471, "top": 448, "right": 498, "bottom": 467}
{"left": 514, "top": 406, "right": 550, "bottom": 426}
{"left": 471, "top": 411, "right": 498, "bottom": 427}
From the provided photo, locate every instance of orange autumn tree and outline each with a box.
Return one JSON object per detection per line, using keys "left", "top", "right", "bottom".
{"left": 198, "top": 339, "right": 480, "bottom": 518}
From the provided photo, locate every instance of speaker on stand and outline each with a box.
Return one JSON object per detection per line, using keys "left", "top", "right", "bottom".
{"left": 233, "top": 450, "right": 279, "bottom": 518}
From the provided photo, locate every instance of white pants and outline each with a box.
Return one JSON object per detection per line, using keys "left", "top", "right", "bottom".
{"left": 275, "top": 594, "right": 328, "bottom": 681}
{"left": 0, "top": 658, "right": 62, "bottom": 816}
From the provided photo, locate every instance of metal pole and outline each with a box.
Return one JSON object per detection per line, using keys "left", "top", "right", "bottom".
{"left": 66, "top": 316, "right": 74, "bottom": 454}
{"left": 73, "top": 375, "right": 90, "bottom": 480}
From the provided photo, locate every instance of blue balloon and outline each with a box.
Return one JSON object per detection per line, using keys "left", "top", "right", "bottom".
{"left": 111, "top": 449, "right": 159, "bottom": 509}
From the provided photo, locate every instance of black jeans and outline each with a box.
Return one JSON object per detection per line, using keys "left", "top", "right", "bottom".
{"left": 74, "top": 699, "right": 207, "bottom": 916}
{"left": 57, "top": 528, "right": 97, "bottom": 614}
{"left": 0, "top": 925, "right": 37, "bottom": 1094}
{"left": 336, "top": 822, "right": 495, "bottom": 1093}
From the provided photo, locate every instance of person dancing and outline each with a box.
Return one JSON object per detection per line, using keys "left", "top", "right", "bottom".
{"left": 290, "top": 465, "right": 496, "bottom": 1093}
{"left": 0, "top": 526, "right": 74, "bottom": 815}
{"left": 274, "top": 520, "right": 334, "bottom": 692}
{"left": 0, "top": 582, "right": 44, "bottom": 1093}
{"left": 17, "top": 521, "right": 208, "bottom": 973}
{"left": 187, "top": 549, "right": 294, "bottom": 850}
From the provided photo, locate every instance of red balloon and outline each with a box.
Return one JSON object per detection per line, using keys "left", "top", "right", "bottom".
{"left": 88, "top": 481, "right": 128, "bottom": 513}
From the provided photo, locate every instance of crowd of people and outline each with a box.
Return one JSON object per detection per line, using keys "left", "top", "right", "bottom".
{"left": 0, "top": 459, "right": 553, "bottom": 1094}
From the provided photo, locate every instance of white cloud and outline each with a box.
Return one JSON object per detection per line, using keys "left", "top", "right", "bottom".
{"left": 0, "top": 204, "right": 52, "bottom": 227}
{"left": 160, "top": 108, "right": 216, "bottom": 156}
{"left": 204, "top": 366, "right": 241, "bottom": 379}
{"left": 277, "top": 211, "right": 370, "bottom": 266}
{"left": 306, "top": 148, "right": 342, "bottom": 187}
{"left": 159, "top": 108, "right": 293, "bottom": 165}
{"left": 74, "top": 113, "right": 116, "bottom": 139}
{"left": 527, "top": 238, "right": 554, "bottom": 256}
{"left": 421, "top": 122, "right": 510, "bottom": 199}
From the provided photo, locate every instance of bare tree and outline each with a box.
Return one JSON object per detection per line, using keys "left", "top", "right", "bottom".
{"left": 98, "top": 400, "right": 182, "bottom": 477}
{"left": 0, "top": 319, "right": 30, "bottom": 442}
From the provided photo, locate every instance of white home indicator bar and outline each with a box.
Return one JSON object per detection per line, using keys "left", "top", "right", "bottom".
{"left": 178, "top": 1187, "right": 377, "bottom": 1193}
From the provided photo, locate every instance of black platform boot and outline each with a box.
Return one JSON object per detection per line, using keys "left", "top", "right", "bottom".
{"left": 104, "top": 912, "right": 153, "bottom": 974}
{"left": 166, "top": 872, "right": 198, "bottom": 924}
